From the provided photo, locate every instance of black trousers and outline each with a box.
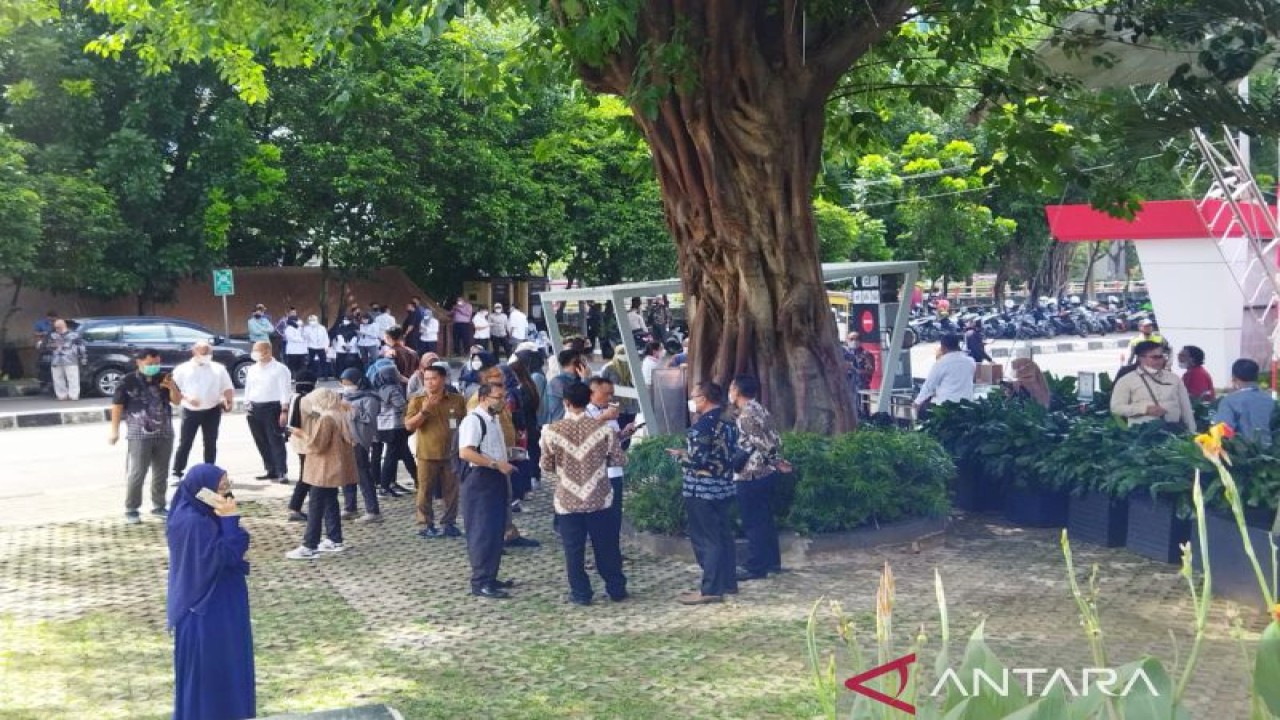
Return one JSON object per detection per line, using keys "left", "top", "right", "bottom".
{"left": 173, "top": 406, "right": 222, "bottom": 475}
{"left": 377, "top": 428, "right": 415, "bottom": 488}
{"left": 343, "top": 444, "right": 381, "bottom": 515}
{"left": 285, "top": 353, "right": 307, "bottom": 374}
{"left": 246, "top": 402, "right": 287, "bottom": 477}
{"left": 737, "top": 473, "right": 781, "bottom": 575}
{"left": 461, "top": 467, "right": 508, "bottom": 592}
{"left": 289, "top": 455, "right": 311, "bottom": 512}
{"left": 558, "top": 509, "right": 627, "bottom": 601}
{"left": 608, "top": 475, "right": 624, "bottom": 532}
{"left": 452, "top": 323, "right": 471, "bottom": 355}
{"left": 302, "top": 486, "right": 342, "bottom": 549}
{"left": 684, "top": 496, "right": 738, "bottom": 596}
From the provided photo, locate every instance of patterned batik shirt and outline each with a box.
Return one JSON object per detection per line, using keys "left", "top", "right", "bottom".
{"left": 540, "top": 412, "right": 626, "bottom": 514}
{"left": 680, "top": 406, "right": 738, "bottom": 501}
{"left": 734, "top": 399, "right": 781, "bottom": 481}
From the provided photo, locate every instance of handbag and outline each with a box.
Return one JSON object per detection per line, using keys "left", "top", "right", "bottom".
{"left": 1135, "top": 372, "right": 1186, "bottom": 434}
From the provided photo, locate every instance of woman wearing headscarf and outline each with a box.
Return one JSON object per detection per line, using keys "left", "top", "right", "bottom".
{"left": 372, "top": 362, "right": 413, "bottom": 497}
{"left": 167, "top": 463, "right": 255, "bottom": 720}
{"left": 286, "top": 388, "right": 358, "bottom": 559}
{"left": 1009, "top": 357, "right": 1051, "bottom": 408}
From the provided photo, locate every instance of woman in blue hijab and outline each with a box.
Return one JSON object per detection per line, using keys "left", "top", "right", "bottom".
{"left": 167, "top": 463, "right": 255, "bottom": 720}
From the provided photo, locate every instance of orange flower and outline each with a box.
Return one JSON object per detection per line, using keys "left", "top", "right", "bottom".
{"left": 1194, "top": 422, "right": 1235, "bottom": 462}
{"left": 1273, "top": 603, "right": 1280, "bottom": 624}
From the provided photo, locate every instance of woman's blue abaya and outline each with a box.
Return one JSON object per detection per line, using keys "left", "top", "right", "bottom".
{"left": 167, "top": 463, "right": 256, "bottom": 720}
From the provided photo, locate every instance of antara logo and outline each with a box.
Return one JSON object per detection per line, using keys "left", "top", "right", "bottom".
{"left": 845, "top": 654, "right": 1160, "bottom": 715}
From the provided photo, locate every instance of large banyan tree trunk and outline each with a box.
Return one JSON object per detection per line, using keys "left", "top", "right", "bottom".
{"left": 575, "top": 1, "right": 909, "bottom": 432}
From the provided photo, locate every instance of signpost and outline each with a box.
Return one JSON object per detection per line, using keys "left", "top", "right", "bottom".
{"left": 212, "top": 268, "right": 234, "bottom": 340}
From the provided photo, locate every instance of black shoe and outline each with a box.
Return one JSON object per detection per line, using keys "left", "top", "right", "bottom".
{"left": 385, "top": 486, "right": 405, "bottom": 498}
{"left": 275, "top": 477, "right": 291, "bottom": 485}
{"left": 493, "top": 578, "right": 516, "bottom": 589}
{"left": 442, "top": 525, "right": 462, "bottom": 538}
{"left": 389, "top": 483, "right": 412, "bottom": 495}
{"left": 723, "top": 586, "right": 739, "bottom": 595}
{"left": 568, "top": 596, "right": 592, "bottom": 606}
{"left": 736, "top": 568, "right": 767, "bottom": 582}
{"left": 609, "top": 592, "right": 630, "bottom": 602}
{"left": 505, "top": 536, "right": 541, "bottom": 548}
{"left": 510, "top": 500, "right": 523, "bottom": 513}
{"left": 471, "top": 585, "right": 511, "bottom": 600}
{"left": 255, "top": 473, "right": 274, "bottom": 480}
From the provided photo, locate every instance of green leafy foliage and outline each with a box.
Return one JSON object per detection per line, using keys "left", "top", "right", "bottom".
{"left": 625, "top": 429, "right": 952, "bottom": 536}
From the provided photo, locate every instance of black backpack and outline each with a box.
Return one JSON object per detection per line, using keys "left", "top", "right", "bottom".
{"left": 450, "top": 411, "right": 488, "bottom": 480}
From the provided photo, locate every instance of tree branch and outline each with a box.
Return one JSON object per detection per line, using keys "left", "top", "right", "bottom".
{"left": 808, "top": 0, "right": 916, "bottom": 97}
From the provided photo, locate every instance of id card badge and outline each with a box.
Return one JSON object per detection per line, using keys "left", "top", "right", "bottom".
{"left": 449, "top": 418, "right": 458, "bottom": 430}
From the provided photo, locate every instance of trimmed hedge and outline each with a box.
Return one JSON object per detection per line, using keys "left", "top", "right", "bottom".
{"left": 624, "top": 428, "right": 953, "bottom": 536}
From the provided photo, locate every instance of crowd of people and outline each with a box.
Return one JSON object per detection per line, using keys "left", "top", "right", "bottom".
{"left": 153, "top": 302, "right": 793, "bottom": 715}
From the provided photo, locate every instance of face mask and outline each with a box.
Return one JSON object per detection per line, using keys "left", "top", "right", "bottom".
{"left": 470, "top": 359, "right": 483, "bottom": 371}
{"left": 309, "top": 319, "right": 319, "bottom": 326}
{"left": 193, "top": 355, "right": 211, "bottom": 366}
{"left": 140, "top": 364, "right": 161, "bottom": 377}
{"left": 251, "top": 351, "right": 264, "bottom": 362}
{"left": 339, "top": 384, "right": 354, "bottom": 394}
{"left": 687, "top": 399, "right": 698, "bottom": 413}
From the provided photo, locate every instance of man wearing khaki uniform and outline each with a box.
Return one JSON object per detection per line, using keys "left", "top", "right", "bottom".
{"left": 406, "top": 366, "right": 468, "bottom": 537}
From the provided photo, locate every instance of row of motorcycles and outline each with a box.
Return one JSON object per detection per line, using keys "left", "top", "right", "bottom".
{"left": 908, "top": 298, "right": 1158, "bottom": 344}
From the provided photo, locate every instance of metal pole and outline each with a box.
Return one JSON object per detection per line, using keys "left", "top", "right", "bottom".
{"left": 222, "top": 295, "right": 230, "bottom": 340}
{"left": 877, "top": 266, "right": 918, "bottom": 415}
{"left": 611, "top": 291, "right": 656, "bottom": 432}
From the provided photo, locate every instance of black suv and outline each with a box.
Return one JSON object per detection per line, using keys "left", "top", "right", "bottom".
{"left": 38, "top": 316, "right": 255, "bottom": 397}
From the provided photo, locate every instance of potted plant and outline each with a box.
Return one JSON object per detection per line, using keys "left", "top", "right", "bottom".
{"left": 1043, "top": 419, "right": 1131, "bottom": 547}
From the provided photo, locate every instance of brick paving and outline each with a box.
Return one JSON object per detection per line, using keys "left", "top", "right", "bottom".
{"left": 0, "top": 491, "right": 1269, "bottom": 718}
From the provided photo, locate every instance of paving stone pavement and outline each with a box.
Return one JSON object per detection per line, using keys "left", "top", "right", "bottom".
{"left": 0, "top": 490, "right": 1270, "bottom": 718}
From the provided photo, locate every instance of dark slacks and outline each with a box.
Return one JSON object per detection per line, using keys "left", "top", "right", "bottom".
{"left": 343, "top": 444, "right": 381, "bottom": 515}
{"left": 737, "top": 473, "right": 781, "bottom": 575}
{"left": 377, "top": 428, "right": 415, "bottom": 488}
{"left": 461, "top": 467, "right": 508, "bottom": 592}
{"left": 285, "top": 353, "right": 307, "bottom": 374}
{"left": 608, "top": 475, "right": 625, "bottom": 533}
{"left": 307, "top": 348, "right": 328, "bottom": 378}
{"left": 246, "top": 403, "right": 287, "bottom": 477}
{"left": 684, "top": 496, "right": 738, "bottom": 597}
{"left": 558, "top": 509, "right": 626, "bottom": 602}
{"left": 289, "top": 455, "right": 311, "bottom": 512}
{"left": 452, "top": 323, "right": 472, "bottom": 355}
{"left": 173, "top": 406, "right": 222, "bottom": 475}
{"left": 302, "top": 486, "right": 342, "bottom": 549}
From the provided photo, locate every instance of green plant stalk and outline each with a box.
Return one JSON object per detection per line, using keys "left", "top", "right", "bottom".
{"left": 1215, "top": 459, "right": 1277, "bottom": 608}
{"left": 1061, "top": 529, "right": 1120, "bottom": 720}
{"left": 1175, "top": 472, "right": 1213, "bottom": 703}
{"left": 806, "top": 599, "right": 839, "bottom": 720}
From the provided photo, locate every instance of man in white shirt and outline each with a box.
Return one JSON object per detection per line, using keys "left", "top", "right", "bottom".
{"left": 914, "top": 333, "right": 976, "bottom": 417}
{"left": 243, "top": 341, "right": 294, "bottom": 482}
{"left": 584, "top": 377, "right": 640, "bottom": 529}
{"left": 171, "top": 341, "right": 236, "bottom": 479}
{"left": 301, "top": 314, "right": 331, "bottom": 378}
{"left": 641, "top": 341, "right": 663, "bottom": 385}
{"left": 421, "top": 309, "right": 441, "bottom": 354}
{"left": 507, "top": 304, "right": 529, "bottom": 344}
{"left": 457, "top": 382, "right": 518, "bottom": 599}
{"left": 374, "top": 303, "right": 397, "bottom": 336}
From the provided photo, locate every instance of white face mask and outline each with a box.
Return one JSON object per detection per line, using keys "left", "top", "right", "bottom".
{"left": 193, "top": 354, "right": 211, "bottom": 366}
{"left": 470, "top": 359, "right": 483, "bottom": 371}
{"left": 250, "top": 351, "right": 264, "bottom": 363}
{"left": 687, "top": 399, "right": 698, "bottom": 413}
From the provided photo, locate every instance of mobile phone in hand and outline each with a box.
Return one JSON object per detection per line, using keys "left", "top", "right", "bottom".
{"left": 195, "top": 487, "right": 222, "bottom": 508}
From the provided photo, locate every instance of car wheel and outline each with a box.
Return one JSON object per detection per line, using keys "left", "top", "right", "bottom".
{"left": 93, "top": 367, "right": 126, "bottom": 398}
{"left": 232, "top": 361, "right": 252, "bottom": 389}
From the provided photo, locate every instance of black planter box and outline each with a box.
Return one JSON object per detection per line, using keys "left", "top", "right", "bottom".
{"left": 1192, "top": 509, "right": 1278, "bottom": 607}
{"left": 1003, "top": 489, "right": 1068, "bottom": 528}
{"left": 1125, "top": 493, "right": 1190, "bottom": 564}
{"left": 952, "top": 464, "right": 1001, "bottom": 512}
{"left": 1068, "top": 492, "right": 1129, "bottom": 547}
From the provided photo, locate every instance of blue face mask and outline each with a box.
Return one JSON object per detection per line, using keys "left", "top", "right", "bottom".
{"left": 140, "top": 364, "right": 161, "bottom": 377}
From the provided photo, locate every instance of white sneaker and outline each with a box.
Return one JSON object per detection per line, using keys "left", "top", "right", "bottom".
{"left": 357, "top": 513, "right": 383, "bottom": 524}
{"left": 285, "top": 546, "right": 318, "bottom": 560}
{"left": 317, "top": 538, "right": 346, "bottom": 553}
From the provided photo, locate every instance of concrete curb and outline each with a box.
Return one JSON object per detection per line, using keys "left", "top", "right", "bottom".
{"left": 0, "top": 382, "right": 43, "bottom": 398}
{"left": 0, "top": 399, "right": 253, "bottom": 432}
{"left": 989, "top": 338, "right": 1128, "bottom": 359}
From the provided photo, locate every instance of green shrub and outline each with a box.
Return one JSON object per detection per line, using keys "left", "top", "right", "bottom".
{"left": 786, "top": 429, "right": 952, "bottom": 534}
{"left": 623, "top": 434, "right": 687, "bottom": 534}
{"left": 623, "top": 428, "right": 953, "bottom": 536}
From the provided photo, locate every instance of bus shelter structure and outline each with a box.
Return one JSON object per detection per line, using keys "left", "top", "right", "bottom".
{"left": 537, "top": 261, "right": 921, "bottom": 432}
